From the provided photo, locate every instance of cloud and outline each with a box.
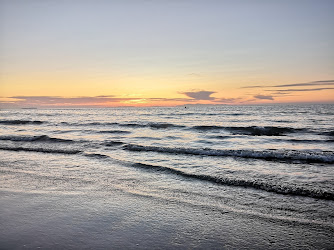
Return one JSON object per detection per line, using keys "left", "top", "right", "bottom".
{"left": 1, "top": 96, "right": 155, "bottom": 108}
{"left": 95, "top": 95, "right": 115, "bottom": 98}
{"left": 240, "top": 85, "right": 264, "bottom": 89}
{"left": 187, "top": 73, "right": 202, "bottom": 77}
{"left": 272, "top": 80, "right": 334, "bottom": 88}
{"left": 181, "top": 91, "right": 216, "bottom": 100}
{"left": 241, "top": 80, "right": 334, "bottom": 89}
{"left": 0, "top": 90, "right": 278, "bottom": 108}
{"left": 267, "top": 87, "right": 334, "bottom": 92}
{"left": 212, "top": 97, "right": 242, "bottom": 103}
{"left": 240, "top": 80, "right": 334, "bottom": 102}
{"left": 9, "top": 96, "right": 134, "bottom": 105}
{"left": 254, "top": 95, "right": 274, "bottom": 100}
{"left": 0, "top": 95, "right": 201, "bottom": 108}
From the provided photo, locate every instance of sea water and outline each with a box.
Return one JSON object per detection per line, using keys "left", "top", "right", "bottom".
{"left": 0, "top": 104, "right": 333, "bottom": 248}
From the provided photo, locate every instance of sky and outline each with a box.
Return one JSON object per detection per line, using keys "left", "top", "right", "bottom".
{"left": 1, "top": 0, "right": 333, "bottom": 107}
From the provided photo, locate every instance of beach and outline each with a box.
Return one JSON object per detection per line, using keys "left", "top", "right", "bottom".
{"left": 1, "top": 189, "right": 333, "bottom": 249}
{"left": 1, "top": 105, "right": 333, "bottom": 249}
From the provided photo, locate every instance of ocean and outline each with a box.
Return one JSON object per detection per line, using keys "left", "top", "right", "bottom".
{"left": 1, "top": 104, "right": 333, "bottom": 249}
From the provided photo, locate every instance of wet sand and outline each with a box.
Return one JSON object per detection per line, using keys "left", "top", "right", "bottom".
{"left": 1, "top": 189, "right": 333, "bottom": 249}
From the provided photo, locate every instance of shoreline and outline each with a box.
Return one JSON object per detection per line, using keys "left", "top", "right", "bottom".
{"left": 1, "top": 189, "right": 333, "bottom": 249}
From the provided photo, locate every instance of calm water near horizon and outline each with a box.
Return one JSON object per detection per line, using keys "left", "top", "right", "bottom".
{"left": 1, "top": 104, "right": 333, "bottom": 248}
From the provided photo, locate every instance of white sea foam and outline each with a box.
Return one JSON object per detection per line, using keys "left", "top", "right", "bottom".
{"left": 123, "top": 144, "right": 334, "bottom": 163}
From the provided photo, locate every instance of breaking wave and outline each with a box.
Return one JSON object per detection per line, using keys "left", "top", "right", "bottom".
{"left": 192, "top": 125, "right": 224, "bottom": 131}
{"left": 0, "top": 120, "right": 45, "bottom": 125}
{"left": 283, "top": 139, "right": 334, "bottom": 143}
{"left": 123, "top": 144, "right": 334, "bottom": 163}
{"left": 61, "top": 121, "right": 185, "bottom": 129}
{"left": 84, "top": 153, "right": 110, "bottom": 158}
{"left": 320, "top": 131, "right": 334, "bottom": 137}
{"left": 61, "top": 121, "right": 118, "bottom": 126}
{"left": 104, "top": 141, "right": 124, "bottom": 146}
{"left": 0, "top": 135, "right": 74, "bottom": 143}
{"left": 0, "top": 146, "right": 81, "bottom": 154}
{"left": 97, "top": 130, "right": 131, "bottom": 134}
{"left": 192, "top": 126, "right": 304, "bottom": 136}
{"left": 177, "top": 112, "right": 249, "bottom": 116}
{"left": 1, "top": 119, "right": 314, "bottom": 137}
{"left": 131, "top": 163, "right": 334, "bottom": 200}
{"left": 226, "top": 126, "right": 303, "bottom": 136}
{"left": 119, "top": 122, "right": 185, "bottom": 129}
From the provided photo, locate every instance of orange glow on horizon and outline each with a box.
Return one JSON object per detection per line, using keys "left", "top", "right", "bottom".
{"left": 1, "top": 71, "right": 333, "bottom": 108}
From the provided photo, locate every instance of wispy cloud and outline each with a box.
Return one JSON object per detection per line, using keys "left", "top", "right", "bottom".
{"left": 181, "top": 91, "right": 216, "bottom": 100}
{"left": 187, "top": 73, "right": 202, "bottom": 77}
{"left": 95, "top": 95, "right": 116, "bottom": 98}
{"left": 267, "top": 87, "right": 334, "bottom": 92}
{"left": 9, "top": 96, "right": 134, "bottom": 105}
{"left": 254, "top": 95, "right": 274, "bottom": 100}
{"left": 240, "top": 85, "right": 265, "bottom": 89}
{"left": 241, "top": 80, "right": 334, "bottom": 89}
{"left": 0, "top": 91, "right": 247, "bottom": 107}
{"left": 240, "top": 80, "right": 334, "bottom": 102}
{"left": 212, "top": 97, "right": 242, "bottom": 103}
{"left": 272, "top": 80, "right": 334, "bottom": 88}
{"left": 0, "top": 95, "right": 201, "bottom": 107}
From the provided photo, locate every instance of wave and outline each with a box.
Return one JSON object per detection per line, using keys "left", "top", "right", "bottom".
{"left": 0, "top": 135, "right": 74, "bottom": 143}
{"left": 131, "top": 163, "right": 334, "bottom": 200}
{"left": 134, "top": 136, "right": 162, "bottom": 141}
{"left": 165, "top": 135, "right": 182, "bottom": 139}
{"left": 104, "top": 141, "right": 124, "bottom": 146}
{"left": 84, "top": 152, "right": 110, "bottom": 158}
{"left": 149, "top": 122, "right": 185, "bottom": 129}
{"left": 192, "top": 125, "right": 224, "bottom": 131}
{"left": 119, "top": 122, "right": 185, "bottom": 129}
{"left": 123, "top": 144, "right": 334, "bottom": 163}
{"left": 0, "top": 146, "right": 81, "bottom": 154}
{"left": 192, "top": 125, "right": 305, "bottom": 136}
{"left": 178, "top": 113, "right": 220, "bottom": 116}
{"left": 97, "top": 130, "right": 131, "bottom": 134}
{"left": 270, "top": 120, "right": 294, "bottom": 123}
{"left": 177, "top": 112, "right": 249, "bottom": 116}
{"left": 61, "top": 121, "right": 184, "bottom": 129}
{"left": 320, "top": 131, "right": 334, "bottom": 137}
{"left": 177, "top": 112, "right": 197, "bottom": 116}
{"left": 206, "top": 135, "right": 232, "bottom": 139}
{"left": 5, "top": 118, "right": 309, "bottom": 137}
{"left": 285, "top": 139, "right": 334, "bottom": 143}
{"left": 61, "top": 121, "right": 119, "bottom": 126}
{"left": 0, "top": 120, "right": 45, "bottom": 125}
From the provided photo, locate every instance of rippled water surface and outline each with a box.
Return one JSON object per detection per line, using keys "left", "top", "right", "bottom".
{"left": 1, "top": 104, "right": 333, "bottom": 248}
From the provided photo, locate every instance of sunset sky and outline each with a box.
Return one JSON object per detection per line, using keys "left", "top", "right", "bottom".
{"left": 1, "top": 0, "right": 333, "bottom": 107}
